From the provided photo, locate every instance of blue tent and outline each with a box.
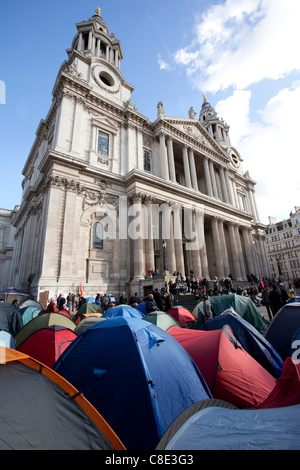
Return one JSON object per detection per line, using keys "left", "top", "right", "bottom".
{"left": 21, "top": 306, "right": 42, "bottom": 326}
{"left": 287, "top": 296, "right": 300, "bottom": 304}
{"left": 135, "top": 302, "right": 147, "bottom": 316}
{"left": 291, "top": 327, "right": 300, "bottom": 359}
{"left": 200, "top": 314, "right": 284, "bottom": 378}
{"left": 160, "top": 404, "right": 300, "bottom": 450}
{"left": 53, "top": 316, "right": 212, "bottom": 450}
{"left": 103, "top": 304, "right": 145, "bottom": 320}
{"left": 265, "top": 303, "right": 300, "bottom": 361}
{"left": 0, "top": 330, "right": 15, "bottom": 349}
{"left": 85, "top": 297, "right": 96, "bottom": 304}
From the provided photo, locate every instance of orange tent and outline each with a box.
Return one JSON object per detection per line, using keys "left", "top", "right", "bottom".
{"left": 0, "top": 347, "right": 125, "bottom": 450}
{"left": 168, "top": 326, "right": 276, "bottom": 409}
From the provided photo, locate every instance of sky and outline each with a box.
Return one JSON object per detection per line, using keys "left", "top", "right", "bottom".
{"left": 0, "top": 0, "right": 300, "bottom": 225}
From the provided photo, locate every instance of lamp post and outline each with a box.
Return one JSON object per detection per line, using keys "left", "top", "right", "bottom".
{"left": 162, "top": 239, "right": 169, "bottom": 275}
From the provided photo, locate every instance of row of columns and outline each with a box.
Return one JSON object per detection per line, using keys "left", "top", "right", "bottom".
{"left": 158, "top": 132, "right": 241, "bottom": 210}
{"left": 131, "top": 195, "right": 269, "bottom": 282}
{"left": 77, "top": 31, "right": 120, "bottom": 69}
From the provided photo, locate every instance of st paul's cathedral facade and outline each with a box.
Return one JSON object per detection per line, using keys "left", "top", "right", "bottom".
{"left": 0, "top": 8, "right": 270, "bottom": 300}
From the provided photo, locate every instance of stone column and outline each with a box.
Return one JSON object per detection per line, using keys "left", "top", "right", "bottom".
{"left": 257, "top": 234, "right": 268, "bottom": 277}
{"left": 188, "top": 148, "right": 199, "bottom": 191}
{"left": 182, "top": 145, "right": 192, "bottom": 189}
{"left": 228, "top": 222, "right": 243, "bottom": 281}
{"left": 211, "top": 217, "right": 225, "bottom": 278}
{"left": 209, "top": 160, "right": 219, "bottom": 199}
{"left": 167, "top": 137, "right": 176, "bottom": 183}
{"left": 225, "top": 169, "right": 234, "bottom": 205}
{"left": 144, "top": 196, "right": 155, "bottom": 274}
{"left": 219, "top": 167, "right": 229, "bottom": 204}
{"left": 234, "top": 224, "right": 247, "bottom": 280}
{"left": 189, "top": 210, "right": 202, "bottom": 278}
{"left": 203, "top": 156, "right": 213, "bottom": 197}
{"left": 167, "top": 210, "right": 177, "bottom": 275}
{"left": 219, "top": 219, "right": 230, "bottom": 277}
{"left": 242, "top": 227, "right": 255, "bottom": 276}
{"left": 196, "top": 210, "right": 209, "bottom": 279}
{"left": 173, "top": 204, "right": 185, "bottom": 274}
{"left": 252, "top": 189, "right": 261, "bottom": 222}
{"left": 77, "top": 32, "right": 83, "bottom": 52}
{"left": 71, "top": 99, "right": 84, "bottom": 156}
{"left": 54, "top": 96, "right": 70, "bottom": 152}
{"left": 132, "top": 194, "right": 145, "bottom": 280}
{"left": 159, "top": 132, "right": 169, "bottom": 180}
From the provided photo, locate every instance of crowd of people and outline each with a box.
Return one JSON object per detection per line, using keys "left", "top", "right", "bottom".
{"left": 5, "top": 270, "right": 296, "bottom": 325}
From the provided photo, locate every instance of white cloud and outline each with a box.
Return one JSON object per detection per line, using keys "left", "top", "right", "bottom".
{"left": 174, "top": 0, "right": 300, "bottom": 92}
{"left": 158, "top": 53, "right": 172, "bottom": 70}
{"left": 216, "top": 85, "right": 300, "bottom": 223}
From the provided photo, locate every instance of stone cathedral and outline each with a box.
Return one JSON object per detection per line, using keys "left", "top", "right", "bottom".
{"left": 0, "top": 9, "right": 270, "bottom": 300}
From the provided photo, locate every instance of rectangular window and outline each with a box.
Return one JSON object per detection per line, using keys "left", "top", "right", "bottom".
{"left": 97, "top": 131, "right": 109, "bottom": 157}
{"left": 143, "top": 150, "right": 151, "bottom": 171}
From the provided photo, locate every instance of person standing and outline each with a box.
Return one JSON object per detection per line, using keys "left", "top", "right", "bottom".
{"left": 46, "top": 297, "right": 59, "bottom": 313}
{"left": 58, "top": 298, "right": 71, "bottom": 319}
{"left": 269, "top": 285, "right": 283, "bottom": 317}
{"left": 145, "top": 294, "right": 158, "bottom": 314}
{"left": 262, "top": 286, "right": 272, "bottom": 321}
{"left": 202, "top": 295, "right": 213, "bottom": 323}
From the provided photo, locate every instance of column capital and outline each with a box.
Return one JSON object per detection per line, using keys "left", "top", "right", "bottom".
{"left": 172, "top": 203, "right": 182, "bottom": 213}
{"left": 144, "top": 195, "right": 155, "bottom": 205}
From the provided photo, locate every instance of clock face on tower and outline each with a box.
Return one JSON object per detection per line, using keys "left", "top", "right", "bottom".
{"left": 230, "top": 152, "right": 240, "bottom": 168}
{"left": 92, "top": 64, "right": 120, "bottom": 93}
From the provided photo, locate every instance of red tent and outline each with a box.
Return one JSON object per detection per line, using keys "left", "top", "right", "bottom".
{"left": 168, "top": 325, "right": 276, "bottom": 409}
{"left": 167, "top": 306, "right": 195, "bottom": 327}
{"left": 257, "top": 358, "right": 300, "bottom": 409}
{"left": 17, "top": 325, "right": 77, "bottom": 368}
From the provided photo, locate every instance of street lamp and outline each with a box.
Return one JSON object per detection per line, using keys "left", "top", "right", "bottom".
{"left": 162, "top": 239, "right": 169, "bottom": 274}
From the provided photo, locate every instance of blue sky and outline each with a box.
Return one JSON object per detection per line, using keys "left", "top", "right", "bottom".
{"left": 0, "top": 0, "right": 299, "bottom": 225}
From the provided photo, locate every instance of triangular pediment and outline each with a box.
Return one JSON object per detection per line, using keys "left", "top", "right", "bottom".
{"left": 91, "top": 115, "right": 119, "bottom": 134}
{"left": 163, "top": 117, "right": 228, "bottom": 159}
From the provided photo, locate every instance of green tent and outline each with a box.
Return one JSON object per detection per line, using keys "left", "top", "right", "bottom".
{"left": 76, "top": 302, "right": 103, "bottom": 316}
{"left": 142, "top": 311, "right": 179, "bottom": 331}
{"left": 193, "top": 294, "right": 268, "bottom": 333}
{"left": 14, "top": 312, "right": 76, "bottom": 349}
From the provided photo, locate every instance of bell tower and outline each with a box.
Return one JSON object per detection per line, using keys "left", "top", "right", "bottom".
{"left": 199, "top": 95, "right": 231, "bottom": 148}
{"left": 67, "top": 7, "right": 123, "bottom": 69}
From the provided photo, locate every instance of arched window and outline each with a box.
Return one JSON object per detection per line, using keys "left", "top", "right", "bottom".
{"left": 92, "top": 222, "right": 103, "bottom": 250}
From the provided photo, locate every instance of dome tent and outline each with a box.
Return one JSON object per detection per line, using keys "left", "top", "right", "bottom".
{"left": 158, "top": 403, "right": 300, "bottom": 450}
{"left": 0, "top": 302, "right": 23, "bottom": 337}
{"left": 193, "top": 294, "right": 269, "bottom": 333}
{"left": 142, "top": 311, "right": 179, "bottom": 331}
{"left": 54, "top": 316, "right": 212, "bottom": 450}
{"left": 201, "top": 314, "right": 284, "bottom": 378}
{"left": 0, "top": 347, "right": 125, "bottom": 450}
{"left": 265, "top": 303, "right": 300, "bottom": 361}
{"left": 17, "top": 325, "right": 77, "bottom": 368}
{"left": 14, "top": 313, "right": 76, "bottom": 349}
{"left": 156, "top": 399, "right": 237, "bottom": 450}
{"left": 103, "top": 304, "right": 144, "bottom": 320}
{"left": 168, "top": 325, "right": 276, "bottom": 409}
{"left": 167, "top": 306, "right": 196, "bottom": 327}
